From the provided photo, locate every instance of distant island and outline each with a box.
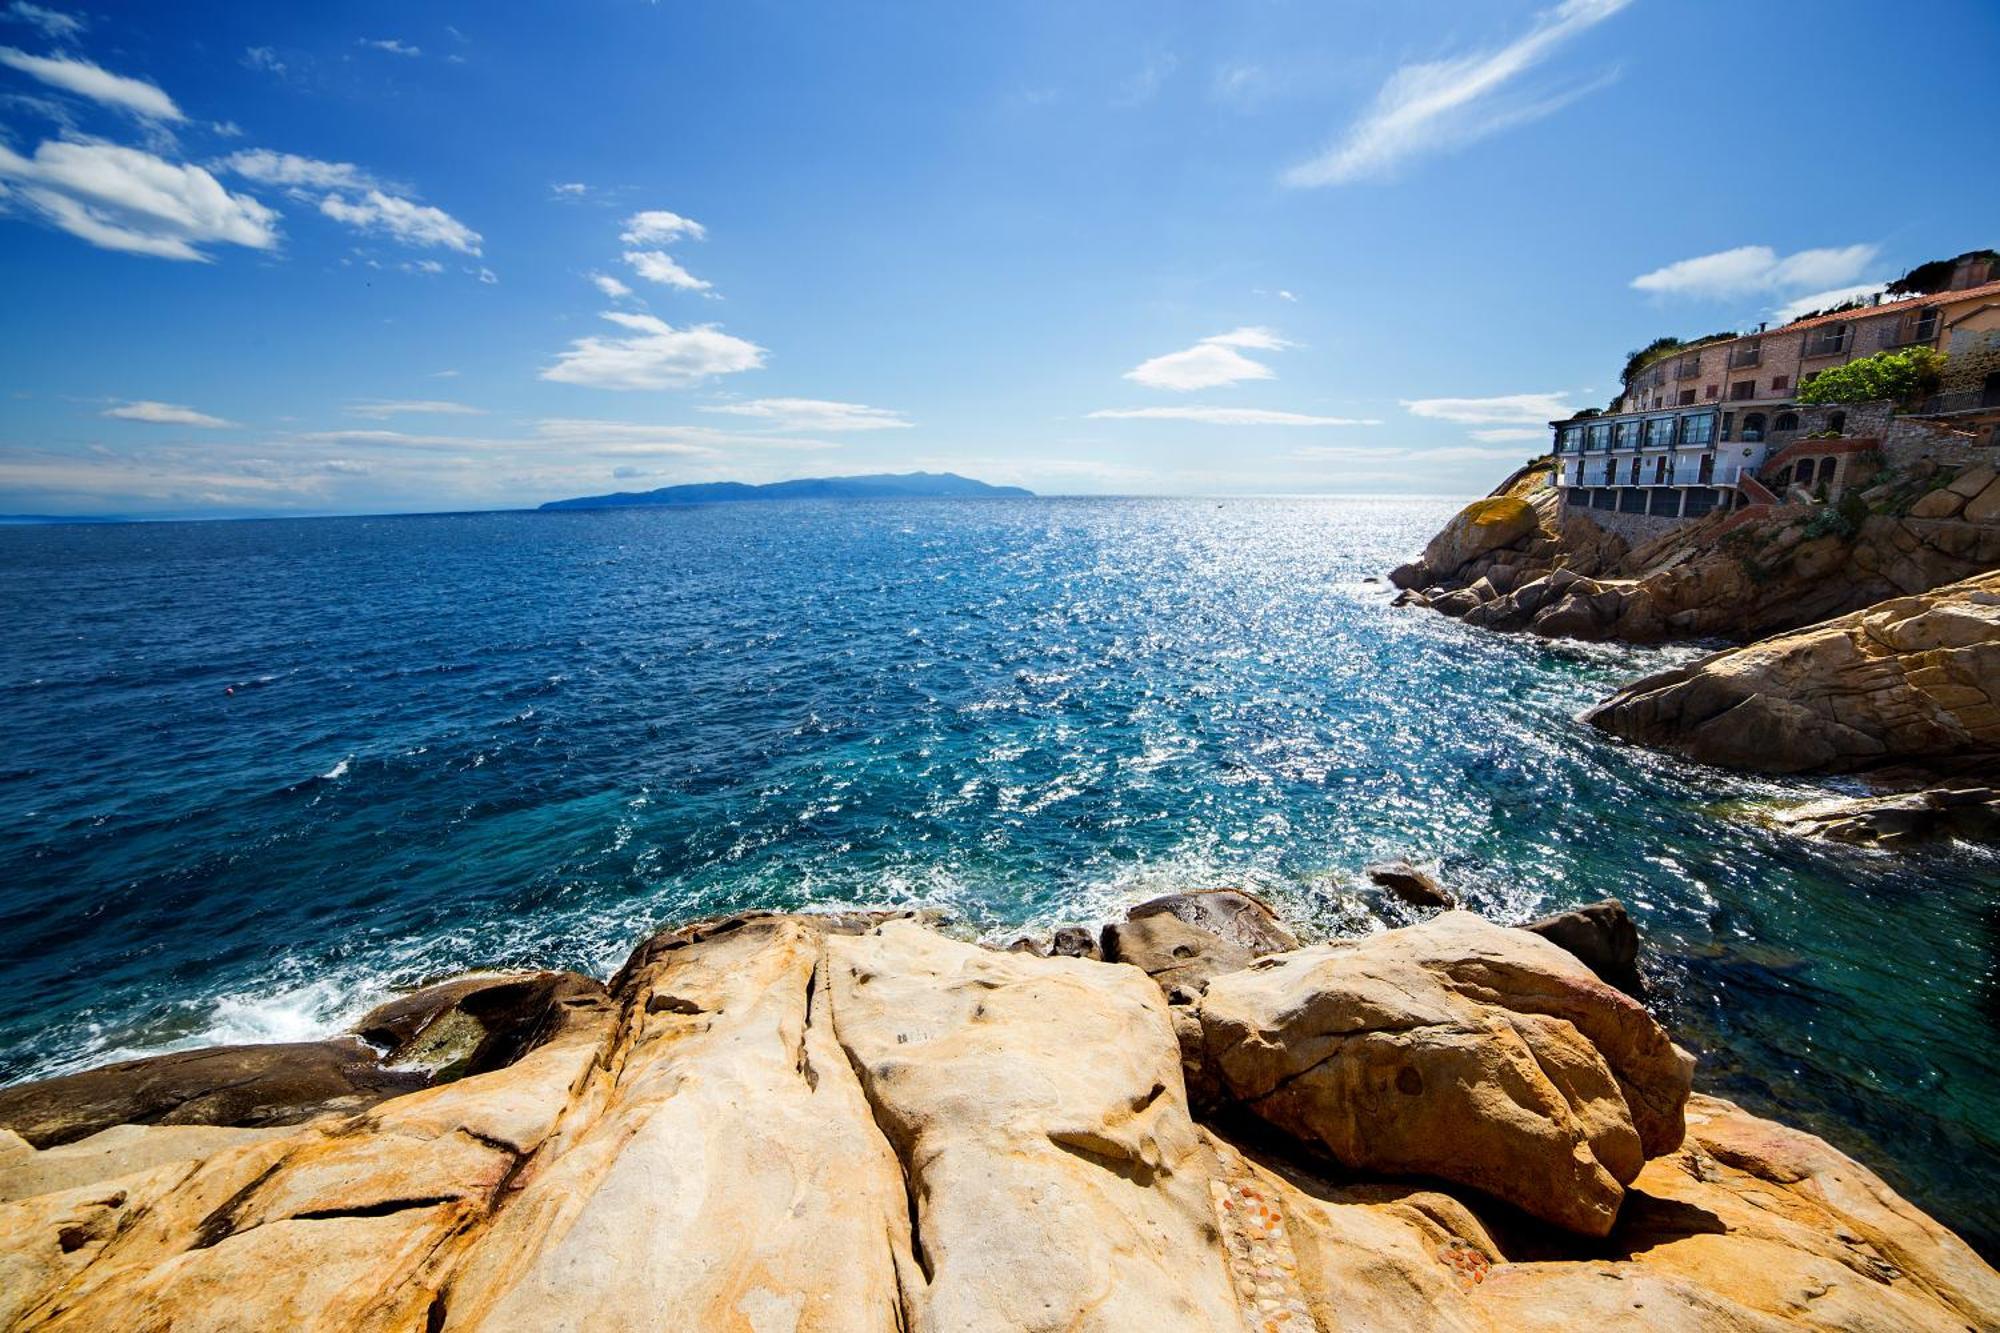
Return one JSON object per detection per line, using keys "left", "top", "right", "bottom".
{"left": 540, "top": 471, "right": 1032, "bottom": 511}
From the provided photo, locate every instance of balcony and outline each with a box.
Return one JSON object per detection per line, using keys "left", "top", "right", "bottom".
{"left": 1729, "top": 345, "right": 1762, "bottom": 369}
{"left": 1917, "top": 387, "right": 2000, "bottom": 414}
{"left": 1674, "top": 358, "right": 1702, "bottom": 380}
{"left": 1803, "top": 328, "right": 1850, "bottom": 358}
{"left": 1880, "top": 315, "right": 1941, "bottom": 349}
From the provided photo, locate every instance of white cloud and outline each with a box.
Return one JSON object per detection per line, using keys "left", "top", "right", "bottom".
{"left": 551, "top": 181, "right": 588, "bottom": 198}
{"left": 320, "top": 190, "right": 481, "bottom": 254}
{"left": 0, "top": 138, "right": 278, "bottom": 260}
{"left": 624, "top": 248, "right": 710, "bottom": 291}
{"left": 620, "top": 209, "right": 705, "bottom": 245}
{"left": 402, "top": 258, "right": 443, "bottom": 274}
{"left": 1124, "top": 327, "right": 1294, "bottom": 392}
{"left": 539, "top": 312, "right": 766, "bottom": 390}
{"left": 346, "top": 400, "right": 485, "bottom": 418}
{"left": 1630, "top": 243, "right": 1878, "bottom": 299}
{"left": 471, "top": 265, "right": 497, "bottom": 284}
{"left": 534, "top": 419, "right": 839, "bottom": 453}
{"left": 1401, "top": 393, "right": 1572, "bottom": 424}
{"left": 1285, "top": 0, "right": 1630, "bottom": 186}
{"left": 1770, "top": 282, "right": 1889, "bottom": 325}
{"left": 1087, "top": 406, "right": 1377, "bottom": 426}
{"left": 4, "top": 4, "right": 83, "bottom": 41}
{"left": 1469, "top": 426, "right": 1552, "bottom": 442}
{"left": 221, "top": 148, "right": 387, "bottom": 195}
{"left": 590, "top": 271, "right": 633, "bottom": 300}
{"left": 242, "top": 47, "right": 286, "bottom": 77}
{"left": 359, "top": 38, "right": 419, "bottom": 57}
{"left": 1114, "top": 51, "right": 1178, "bottom": 107}
{"left": 0, "top": 46, "right": 182, "bottom": 120}
{"left": 701, "top": 398, "right": 912, "bottom": 431}
{"left": 104, "top": 400, "right": 235, "bottom": 427}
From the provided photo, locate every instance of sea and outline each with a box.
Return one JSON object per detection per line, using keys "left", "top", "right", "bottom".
{"left": 1, "top": 497, "right": 1994, "bottom": 1252}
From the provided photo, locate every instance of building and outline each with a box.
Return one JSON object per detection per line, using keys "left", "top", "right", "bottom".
{"left": 1551, "top": 253, "right": 2000, "bottom": 524}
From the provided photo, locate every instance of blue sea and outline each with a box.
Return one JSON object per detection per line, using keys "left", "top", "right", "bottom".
{"left": 1, "top": 498, "right": 1994, "bottom": 1250}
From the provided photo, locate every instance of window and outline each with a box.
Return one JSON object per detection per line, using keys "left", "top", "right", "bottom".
{"left": 1729, "top": 380, "right": 1757, "bottom": 401}
{"left": 1559, "top": 426, "right": 1582, "bottom": 452}
{"left": 1705, "top": 383, "right": 1719, "bottom": 399}
{"left": 1805, "top": 325, "right": 1849, "bottom": 357}
{"left": 1644, "top": 416, "right": 1676, "bottom": 447}
{"left": 1677, "top": 389, "right": 1696, "bottom": 405}
{"left": 1771, "top": 375, "right": 1789, "bottom": 393}
{"left": 1730, "top": 341, "right": 1762, "bottom": 369}
{"left": 1614, "top": 420, "right": 1640, "bottom": 448}
{"left": 1910, "top": 309, "right": 1940, "bottom": 343}
{"left": 1774, "top": 412, "right": 1799, "bottom": 432}
{"left": 1829, "top": 411, "right": 1847, "bottom": 433}
{"left": 1587, "top": 423, "right": 1611, "bottom": 450}
{"left": 1742, "top": 412, "right": 1767, "bottom": 441}
{"left": 1602, "top": 459, "right": 1617, "bottom": 484}
{"left": 1721, "top": 411, "right": 1735, "bottom": 441}
{"left": 1653, "top": 456, "right": 1668, "bottom": 484}
{"left": 1679, "top": 413, "right": 1715, "bottom": 446}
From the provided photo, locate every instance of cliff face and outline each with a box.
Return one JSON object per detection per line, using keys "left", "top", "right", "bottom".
{"left": 1393, "top": 460, "right": 2000, "bottom": 648}
{"left": 3, "top": 902, "right": 1995, "bottom": 1330}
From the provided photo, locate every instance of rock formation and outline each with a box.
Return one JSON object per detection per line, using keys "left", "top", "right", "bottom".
{"left": 1, "top": 905, "right": 1994, "bottom": 1330}
{"left": 1584, "top": 571, "right": 2000, "bottom": 775}
{"left": 1771, "top": 782, "right": 2000, "bottom": 848}
{"left": 1392, "top": 458, "right": 2000, "bottom": 648}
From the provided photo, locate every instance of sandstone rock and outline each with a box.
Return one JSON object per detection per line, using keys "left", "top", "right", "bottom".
{"left": 1521, "top": 899, "right": 1643, "bottom": 997}
{"left": 0, "top": 910, "right": 1993, "bottom": 1330}
{"left": 1416, "top": 496, "right": 1543, "bottom": 586}
{"left": 1946, "top": 462, "right": 1997, "bottom": 498}
{"left": 1365, "top": 859, "right": 1456, "bottom": 909}
{"left": 1431, "top": 587, "right": 1482, "bottom": 617}
{"left": 828, "top": 918, "right": 1246, "bottom": 1330}
{"left": 1198, "top": 912, "right": 1692, "bottom": 1236}
{"left": 1101, "top": 910, "right": 1253, "bottom": 1004}
{"left": 1124, "top": 887, "right": 1299, "bottom": 955}
{"left": 1966, "top": 477, "right": 2000, "bottom": 525}
{"left": 0, "top": 1040, "right": 429, "bottom": 1149}
{"left": 1585, "top": 571, "right": 2000, "bottom": 775}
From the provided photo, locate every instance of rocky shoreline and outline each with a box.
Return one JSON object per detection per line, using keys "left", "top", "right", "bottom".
{"left": 2, "top": 895, "right": 1996, "bottom": 1329}
{"left": 1389, "top": 458, "right": 2000, "bottom": 845}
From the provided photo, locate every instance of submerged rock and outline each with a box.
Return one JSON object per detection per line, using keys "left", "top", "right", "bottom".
{"left": 1772, "top": 782, "right": 2000, "bottom": 848}
{"left": 1521, "top": 898, "right": 1644, "bottom": 997}
{"left": 0, "top": 906, "right": 1993, "bottom": 1329}
{"left": 1365, "top": 859, "right": 1457, "bottom": 909}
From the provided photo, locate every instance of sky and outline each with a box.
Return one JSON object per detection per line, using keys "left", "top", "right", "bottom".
{"left": 1, "top": 0, "right": 1994, "bottom": 518}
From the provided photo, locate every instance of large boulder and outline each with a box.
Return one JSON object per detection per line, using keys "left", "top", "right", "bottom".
{"left": 1771, "top": 783, "right": 2000, "bottom": 848}
{"left": 1197, "top": 912, "right": 1692, "bottom": 1236}
{"left": 353, "top": 969, "right": 607, "bottom": 1077}
{"left": 1124, "top": 888, "right": 1299, "bottom": 956}
{"left": 1584, "top": 571, "right": 2000, "bottom": 774}
{"left": 1366, "top": 859, "right": 1456, "bottom": 910}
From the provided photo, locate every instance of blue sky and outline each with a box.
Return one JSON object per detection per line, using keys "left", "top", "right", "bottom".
{"left": 1, "top": 0, "right": 1994, "bottom": 517}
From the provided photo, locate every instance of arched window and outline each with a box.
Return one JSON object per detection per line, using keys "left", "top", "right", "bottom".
{"left": 1743, "top": 412, "right": 1767, "bottom": 441}
{"left": 1774, "top": 464, "right": 1794, "bottom": 490}
{"left": 1829, "top": 411, "right": 1847, "bottom": 434}
{"left": 1775, "top": 412, "right": 1799, "bottom": 432}
{"left": 1816, "top": 457, "right": 1837, "bottom": 487}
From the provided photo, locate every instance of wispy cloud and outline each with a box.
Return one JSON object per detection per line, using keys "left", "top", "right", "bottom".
{"left": 620, "top": 209, "right": 705, "bottom": 245}
{"left": 1088, "top": 406, "right": 1377, "bottom": 426}
{"left": 1402, "top": 393, "right": 1572, "bottom": 424}
{"left": 346, "top": 400, "right": 485, "bottom": 419}
{"left": 590, "top": 271, "right": 633, "bottom": 300}
{"left": 0, "top": 139, "right": 277, "bottom": 260}
{"left": 0, "top": 45, "right": 182, "bottom": 120}
{"left": 534, "top": 419, "right": 839, "bottom": 453}
{"left": 321, "top": 190, "right": 481, "bottom": 254}
{"left": 701, "top": 399, "right": 912, "bottom": 432}
{"left": 3, "top": 3, "right": 83, "bottom": 41}
{"left": 220, "top": 149, "right": 391, "bottom": 196}
{"left": 1113, "top": 51, "right": 1178, "bottom": 107}
{"left": 624, "top": 249, "right": 710, "bottom": 291}
{"left": 241, "top": 46, "right": 286, "bottom": 78}
{"left": 1125, "top": 327, "right": 1294, "bottom": 392}
{"left": 540, "top": 312, "right": 766, "bottom": 390}
{"left": 358, "top": 38, "right": 419, "bottom": 58}
{"left": 103, "top": 400, "right": 236, "bottom": 427}
{"left": 1285, "top": 0, "right": 1630, "bottom": 187}
{"left": 1631, "top": 243, "right": 1879, "bottom": 300}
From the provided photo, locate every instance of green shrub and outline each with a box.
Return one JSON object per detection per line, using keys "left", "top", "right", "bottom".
{"left": 1796, "top": 348, "right": 1944, "bottom": 405}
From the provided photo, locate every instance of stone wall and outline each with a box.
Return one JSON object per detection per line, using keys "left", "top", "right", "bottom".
{"left": 1564, "top": 506, "right": 1683, "bottom": 545}
{"left": 1885, "top": 416, "right": 1998, "bottom": 470}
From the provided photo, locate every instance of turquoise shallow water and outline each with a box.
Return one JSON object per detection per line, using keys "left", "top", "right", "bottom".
{"left": 0, "top": 498, "right": 1994, "bottom": 1250}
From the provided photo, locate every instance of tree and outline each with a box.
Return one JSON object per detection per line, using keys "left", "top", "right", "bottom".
{"left": 1795, "top": 347, "right": 1944, "bottom": 405}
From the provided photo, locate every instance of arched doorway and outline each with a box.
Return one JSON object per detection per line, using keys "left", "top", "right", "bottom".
{"left": 1816, "top": 457, "right": 1837, "bottom": 488}
{"left": 1743, "top": 412, "right": 1768, "bottom": 441}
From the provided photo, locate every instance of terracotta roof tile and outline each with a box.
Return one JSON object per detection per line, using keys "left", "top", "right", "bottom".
{"left": 1774, "top": 277, "right": 2000, "bottom": 334}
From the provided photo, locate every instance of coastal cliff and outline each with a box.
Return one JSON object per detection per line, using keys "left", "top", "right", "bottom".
{"left": 3, "top": 899, "right": 1995, "bottom": 1330}
{"left": 1392, "top": 459, "right": 2000, "bottom": 647}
